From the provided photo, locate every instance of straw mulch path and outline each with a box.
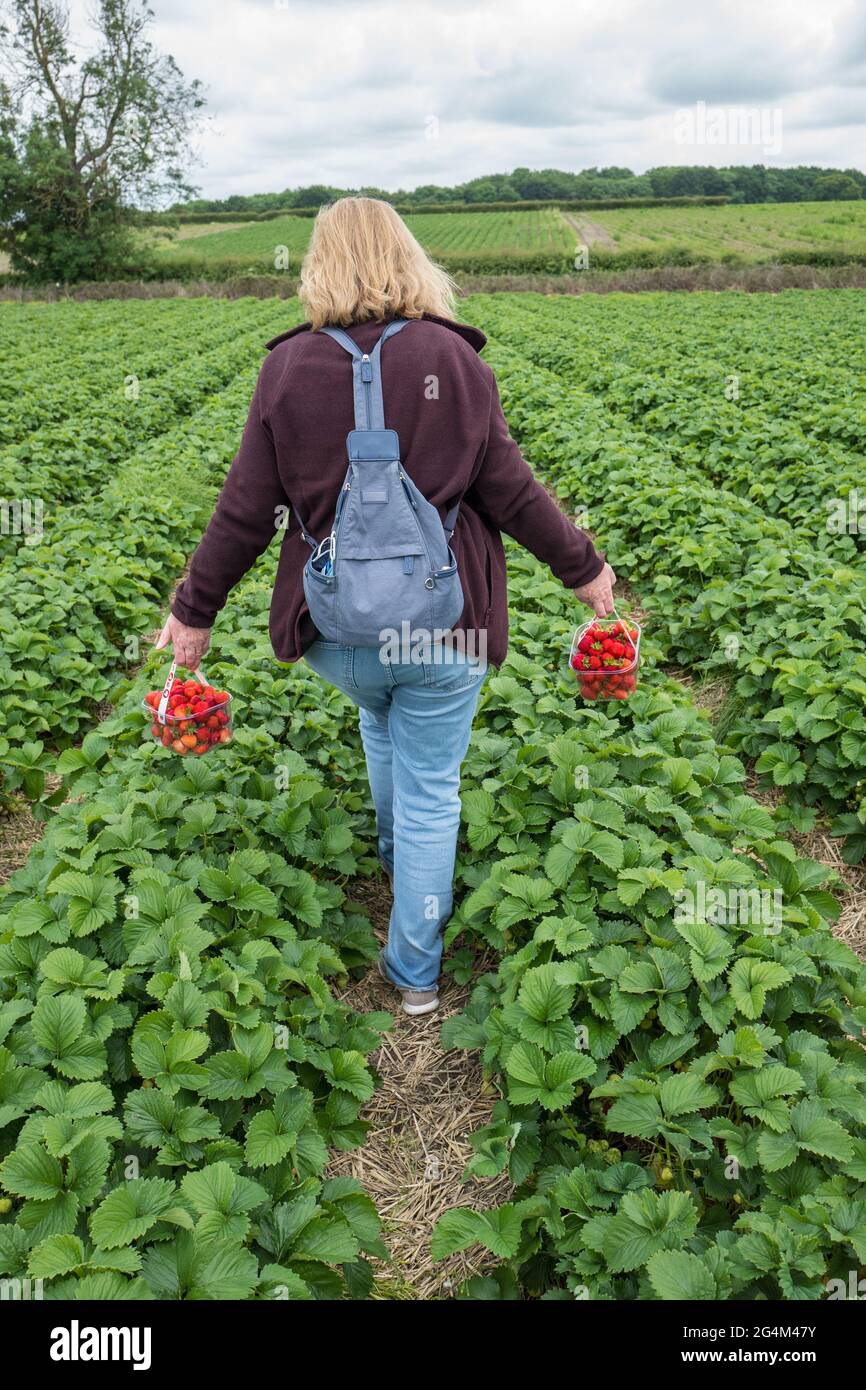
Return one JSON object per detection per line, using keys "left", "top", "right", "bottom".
{"left": 0, "top": 793, "right": 51, "bottom": 884}
{"left": 329, "top": 878, "right": 512, "bottom": 1300}
{"left": 794, "top": 825, "right": 866, "bottom": 961}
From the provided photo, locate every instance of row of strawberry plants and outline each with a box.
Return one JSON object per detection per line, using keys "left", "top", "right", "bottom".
{"left": 497, "top": 294, "right": 866, "bottom": 554}
{"left": 0, "top": 300, "right": 226, "bottom": 444}
{"left": 7, "top": 517, "right": 863, "bottom": 1302}
{"left": 431, "top": 551, "right": 866, "bottom": 1300}
{"left": 0, "top": 300, "right": 287, "bottom": 512}
{"left": 465, "top": 300, "right": 866, "bottom": 857}
{"left": 0, "top": 547, "right": 392, "bottom": 1300}
{"left": 0, "top": 341, "right": 286, "bottom": 803}
{"left": 505, "top": 289, "right": 866, "bottom": 453}
{"left": 4, "top": 347, "right": 866, "bottom": 1300}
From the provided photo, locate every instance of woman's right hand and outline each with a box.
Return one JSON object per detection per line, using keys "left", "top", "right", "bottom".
{"left": 575, "top": 562, "right": 617, "bottom": 617}
{"left": 156, "top": 613, "right": 212, "bottom": 670}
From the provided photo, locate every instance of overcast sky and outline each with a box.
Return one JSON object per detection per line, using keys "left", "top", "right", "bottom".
{"left": 105, "top": 0, "right": 866, "bottom": 198}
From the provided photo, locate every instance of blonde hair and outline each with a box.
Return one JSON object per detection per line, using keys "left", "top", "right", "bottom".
{"left": 298, "top": 196, "right": 458, "bottom": 330}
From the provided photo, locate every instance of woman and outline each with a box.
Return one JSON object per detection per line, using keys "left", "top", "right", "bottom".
{"left": 158, "top": 197, "right": 615, "bottom": 1017}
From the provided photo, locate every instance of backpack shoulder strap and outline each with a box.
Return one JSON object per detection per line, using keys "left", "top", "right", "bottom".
{"left": 320, "top": 318, "right": 408, "bottom": 430}
{"left": 319, "top": 318, "right": 461, "bottom": 542}
{"left": 441, "top": 500, "right": 460, "bottom": 541}
{"left": 293, "top": 319, "right": 409, "bottom": 547}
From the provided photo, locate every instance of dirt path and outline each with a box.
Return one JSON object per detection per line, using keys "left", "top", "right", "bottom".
{"left": 327, "top": 879, "right": 512, "bottom": 1299}
{"left": 0, "top": 797, "right": 47, "bottom": 884}
{"left": 559, "top": 209, "right": 617, "bottom": 249}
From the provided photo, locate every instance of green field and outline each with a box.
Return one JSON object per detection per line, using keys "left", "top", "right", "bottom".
{"left": 148, "top": 200, "right": 866, "bottom": 276}
{"left": 2, "top": 289, "right": 866, "bottom": 1301}
{"left": 152, "top": 207, "right": 575, "bottom": 275}
{"left": 578, "top": 198, "right": 866, "bottom": 258}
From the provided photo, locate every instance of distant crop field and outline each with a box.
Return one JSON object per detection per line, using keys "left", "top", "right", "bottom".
{"left": 145, "top": 201, "right": 866, "bottom": 278}
{"left": 152, "top": 207, "right": 575, "bottom": 273}
{"left": 155, "top": 213, "right": 314, "bottom": 259}
{"left": 582, "top": 199, "right": 866, "bottom": 260}
{"left": 405, "top": 208, "right": 574, "bottom": 254}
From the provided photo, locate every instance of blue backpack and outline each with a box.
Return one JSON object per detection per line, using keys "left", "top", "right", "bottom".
{"left": 295, "top": 318, "right": 464, "bottom": 647}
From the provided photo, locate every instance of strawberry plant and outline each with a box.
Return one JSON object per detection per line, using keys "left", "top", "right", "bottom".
{"left": 470, "top": 294, "right": 866, "bottom": 857}
{"left": 4, "top": 290, "right": 866, "bottom": 1303}
{"left": 431, "top": 550, "right": 866, "bottom": 1300}
{"left": 0, "top": 299, "right": 281, "bottom": 512}
{"left": 0, "top": 299, "right": 292, "bottom": 802}
{"left": 0, "top": 547, "right": 391, "bottom": 1298}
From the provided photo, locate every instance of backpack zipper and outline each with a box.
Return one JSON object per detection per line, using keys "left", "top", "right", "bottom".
{"left": 326, "top": 475, "right": 352, "bottom": 574}
{"left": 360, "top": 353, "right": 373, "bottom": 427}
{"left": 398, "top": 469, "right": 436, "bottom": 586}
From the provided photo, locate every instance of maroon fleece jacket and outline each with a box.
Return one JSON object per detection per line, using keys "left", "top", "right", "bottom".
{"left": 171, "top": 312, "right": 604, "bottom": 667}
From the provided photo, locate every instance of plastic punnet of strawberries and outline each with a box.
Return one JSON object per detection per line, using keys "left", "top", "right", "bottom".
{"left": 569, "top": 616, "right": 641, "bottom": 702}
{"left": 142, "top": 673, "right": 233, "bottom": 755}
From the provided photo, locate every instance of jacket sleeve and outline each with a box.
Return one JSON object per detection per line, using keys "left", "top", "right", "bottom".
{"left": 464, "top": 371, "right": 605, "bottom": 590}
{"left": 171, "top": 371, "right": 290, "bottom": 628}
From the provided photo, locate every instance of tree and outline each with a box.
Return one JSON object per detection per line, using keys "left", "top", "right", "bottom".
{"left": 0, "top": 0, "right": 204, "bottom": 280}
{"left": 288, "top": 184, "right": 347, "bottom": 208}
{"left": 812, "top": 173, "right": 862, "bottom": 201}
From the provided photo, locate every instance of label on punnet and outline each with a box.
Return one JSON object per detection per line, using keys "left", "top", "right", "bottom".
{"left": 157, "top": 660, "right": 178, "bottom": 726}
{"left": 156, "top": 660, "right": 208, "bottom": 725}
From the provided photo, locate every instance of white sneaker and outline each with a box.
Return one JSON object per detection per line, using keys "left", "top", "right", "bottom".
{"left": 376, "top": 953, "right": 439, "bottom": 1016}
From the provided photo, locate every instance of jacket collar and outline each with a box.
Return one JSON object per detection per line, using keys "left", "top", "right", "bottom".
{"left": 265, "top": 311, "right": 486, "bottom": 353}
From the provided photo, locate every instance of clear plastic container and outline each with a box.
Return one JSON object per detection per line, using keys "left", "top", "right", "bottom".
{"left": 142, "top": 662, "right": 232, "bottom": 756}
{"left": 569, "top": 614, "right": 641, "bottom": 702}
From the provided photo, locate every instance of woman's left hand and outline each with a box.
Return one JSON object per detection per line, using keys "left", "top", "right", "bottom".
{"left": 575, "top": 562, "right": 617, "bottom": 618}
{"left": 156, "top": 613, "right": 212, "bottom": 671}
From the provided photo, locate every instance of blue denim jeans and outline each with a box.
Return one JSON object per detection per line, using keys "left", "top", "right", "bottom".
{"left": 303, "top": 640, "right": 488, "bottom": 990}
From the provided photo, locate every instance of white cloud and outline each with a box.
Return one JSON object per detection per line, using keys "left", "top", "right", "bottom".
{"left": 132, "top": 0, "right": 866, "bottom": 197}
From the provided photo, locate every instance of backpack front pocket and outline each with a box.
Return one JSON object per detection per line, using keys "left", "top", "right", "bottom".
{"left": 303, "top": 556, "right": 340, "bottom": 641}
{"left": 429, "top": 548, "right": 465, "bottom": 632}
